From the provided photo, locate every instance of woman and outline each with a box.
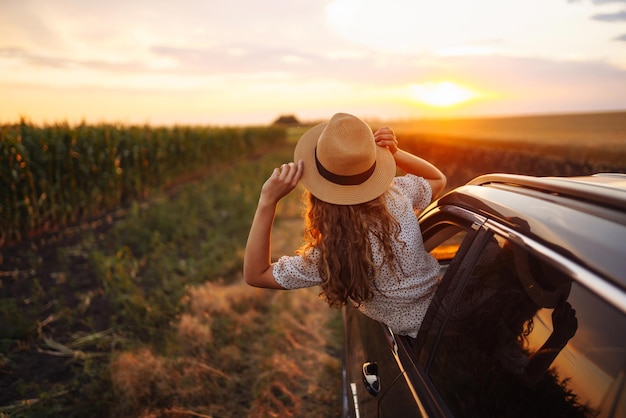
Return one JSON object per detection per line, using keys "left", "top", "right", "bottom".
{"left": 244, "top": 113, "right": 446, "bottom": 337}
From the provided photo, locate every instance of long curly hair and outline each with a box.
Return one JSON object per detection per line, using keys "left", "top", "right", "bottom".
{"left": 464, "top": 245, "right": 540, "bottom": 352}
{"left": 297, "top": 190, "right": 403, "bottom": 308}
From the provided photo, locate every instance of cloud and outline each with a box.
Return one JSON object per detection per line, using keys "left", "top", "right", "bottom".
{"left": 149, "top": 44, "right": 318, "bottom": 75}
{"left": 1, "top": 0, "right": 625, "bottom": 124}
{"left": 325, "top": 0, "right": 523, "bottom": 54}
{"left": 0, "top": 45, "right": 148, "bottom": 73}
{"left": 592, "top": 10, "right": 626, "bottom": 21}
{"left": 591, "top": 0, "right": 626, "bottom": 4}
{"left": 0, "top": 46, "right": 69, "bottom": 68}
{"left": 615, "top": 33, "right": 626, "bottom": 41}
{"left": 568, "top": 0, "right": 626, "bottom": 4}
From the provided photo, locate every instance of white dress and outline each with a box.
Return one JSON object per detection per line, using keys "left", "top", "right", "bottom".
{"left": 273, "top": 174, "right": 440, "bottom": 338}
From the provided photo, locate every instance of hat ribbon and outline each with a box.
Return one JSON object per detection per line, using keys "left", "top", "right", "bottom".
{"left": 314, "top": 147, "right": 376, "bottom": 186}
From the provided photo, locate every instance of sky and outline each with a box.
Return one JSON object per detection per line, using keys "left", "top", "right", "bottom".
{"left": 1, "top": 0, "right": 625, "bottom": 126}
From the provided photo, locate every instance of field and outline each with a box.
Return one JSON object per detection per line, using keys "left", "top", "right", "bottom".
{"left": 1, "top": 111, "right": 625, "bottom": 417}
{"left": 0, "top": 130, "right": 343, "bottom": 417}
{"left": 391, "top": 111, "right": 626, "bottom": 144}
{"left": 389, "top": 111, "right": 626, "bottom": 190}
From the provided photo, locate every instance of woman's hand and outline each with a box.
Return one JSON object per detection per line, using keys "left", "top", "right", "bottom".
{"left": 374, "top": 126, "right": 398, "bottom": 154}
{"left": 244, "top": 160, "right": 303, "bottom": 289}
{"left": 550, "top": 300, "right": 578, "bottom": 348}
{"left": 374, "top": 125, "right": 447, "bottom": 197}
{"left": 259, "top": 160, "right": 304, "bottom": 205}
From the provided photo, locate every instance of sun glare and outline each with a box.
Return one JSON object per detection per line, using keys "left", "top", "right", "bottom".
{"left": 408, "top": 81, "right": 479, "bottom": 107}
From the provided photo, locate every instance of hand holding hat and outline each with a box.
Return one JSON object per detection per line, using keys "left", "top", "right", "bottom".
{"left": 294, "top": 113, "right": 396, "bottom": 205}
{"left": 373, "top": 126, "right": 399, "bottom": 155}
{"left": 260, "top": 160, "right": 304, "bottom": 206}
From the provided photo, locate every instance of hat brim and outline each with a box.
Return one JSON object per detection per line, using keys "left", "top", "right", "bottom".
{"left": 294, "top": 122, "right": 397, "bottom": 205}
{"left": 513, "top": 249, "right": 572, "bottom": 308}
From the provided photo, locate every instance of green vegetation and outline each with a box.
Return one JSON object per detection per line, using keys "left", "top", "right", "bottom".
{"left": 0, "top": 120, "right": 284, "bottom": 246}
{"left": 0, "top": 135, "right": 343, "bottom": 417}
{"left": 2, "top": 113, "right": 624, "bottom": 416}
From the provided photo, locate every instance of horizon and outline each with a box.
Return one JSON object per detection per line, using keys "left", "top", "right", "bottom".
{"left": 6, "top": 108, "right": 625, "bottom": 129}
{"left": 1, "top": 0, "right": 626, "bottom": 126}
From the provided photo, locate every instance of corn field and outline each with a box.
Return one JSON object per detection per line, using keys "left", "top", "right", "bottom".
{"left": 0, "top": 120, "right": 285, "bottom": 246}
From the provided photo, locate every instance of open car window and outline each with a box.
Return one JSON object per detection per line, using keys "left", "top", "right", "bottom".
{"left": 428, "top": 227, "right": 468, "bottom": 277}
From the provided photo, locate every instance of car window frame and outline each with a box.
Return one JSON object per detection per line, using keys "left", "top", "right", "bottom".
{"left": 383, "top": 205, "right": 490, "bottom": 417}
{"left": 413, "top": 204, "right": 489, "bottom": 367}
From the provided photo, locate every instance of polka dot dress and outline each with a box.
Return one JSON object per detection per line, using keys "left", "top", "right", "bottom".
{"left": 273, "top": 174, "right": 440, "bottom": 338}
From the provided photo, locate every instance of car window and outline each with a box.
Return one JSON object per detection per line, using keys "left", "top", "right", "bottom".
{"left": 428, "top": 227, "right": 468, "bottom": 277}
{"left": 425, "top": 234, "right": 625, "bottom": 418}
{"left": 428, "top": 228, "right": 467, "bottom": 262}
{"left": 528, "top": 283, "right": 626, "bottom": 418}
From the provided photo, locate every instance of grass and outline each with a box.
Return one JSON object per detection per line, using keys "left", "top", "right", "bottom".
{"left": 0, "top": 142, "right": 343, "bottom": 417}
{"left": 0, "top": 121, "right": 284, "bottom": 247}
{"left": 4, "top": 111, "right": 621, "bottom": 416}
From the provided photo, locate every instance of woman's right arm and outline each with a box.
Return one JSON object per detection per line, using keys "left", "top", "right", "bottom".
{"left": 244, "top": 160, "right": 303, "bottom": 288}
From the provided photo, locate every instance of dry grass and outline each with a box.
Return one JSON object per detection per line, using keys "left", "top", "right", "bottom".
{"left": 104, "top": 180, "right": 342, "bottom": 417}
{"left": 1, "top": 142, "right": 342, "bottom": 417}
{"left": 177, "top": 314, "right": 213, "bottom": 353}
{"left": 250, "top": 288, "right": 342, "bottom": 418}
{"left": 110, "top": 145, "right": 342, "bottom": 417}
{"left": 107, "top": 281, "right": 342, "bottom": 417}
{"left": 109, "top": 349, "right": 174, "bottom": 414}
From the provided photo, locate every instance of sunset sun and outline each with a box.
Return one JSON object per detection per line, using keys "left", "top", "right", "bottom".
{"left": 408, "top": 81, "right": 479, "bottom": 108}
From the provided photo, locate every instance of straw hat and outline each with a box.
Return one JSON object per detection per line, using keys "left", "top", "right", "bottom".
{"left": 294, "top": 113, "right": 396, "bottom": 205}
{"left": 513, "top": 248, "right": 572, "bottom": 308}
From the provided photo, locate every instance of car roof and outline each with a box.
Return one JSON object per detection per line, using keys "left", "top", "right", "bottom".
{"left": 436, "top": 173, "right": 626, "bottom": 291}
{"left": 469, "top": 173, "right": 626, "bottom": 213}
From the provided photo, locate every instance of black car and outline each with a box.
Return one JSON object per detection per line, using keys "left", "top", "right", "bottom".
{"left": 342, "top": 173, "right": 626, "bottom": 418}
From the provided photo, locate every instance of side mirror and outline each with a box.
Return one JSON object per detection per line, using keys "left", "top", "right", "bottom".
{"left": 362, "top": 362, "right": 381, "bottom": 396}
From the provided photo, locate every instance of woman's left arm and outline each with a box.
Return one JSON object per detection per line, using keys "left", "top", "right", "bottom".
{"left": 374, "top": 127, "right": 447, "bottom": 198}
{"left": 520, "top": 301, "right": 578, "bottom": 386}
{"left": 244, "top": 160, "right": 303, "bottom": 288}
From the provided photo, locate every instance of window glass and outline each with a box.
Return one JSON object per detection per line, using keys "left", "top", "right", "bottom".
{"left": 528, "top": 283, "right": 626, "bottom": 417}
{"left": 428, "top": 229, "right": 467, "bottom": 262}
{"left": 427, "top": 235, "right": 625, "bottom": 417}
{"left": 424, "top": 225, "right": 468, "bottom": 278}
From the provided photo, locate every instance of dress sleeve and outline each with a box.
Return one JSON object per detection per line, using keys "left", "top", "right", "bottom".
{"left": 272, "top": 250, "right": 322, "bottom": 290}
{"left": 393, "top": 174, "right": 432, "bottom": 212}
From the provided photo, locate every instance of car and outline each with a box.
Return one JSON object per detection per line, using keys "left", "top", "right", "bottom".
{"left": 342, "top": 173, "right": 626, "bottom": 418}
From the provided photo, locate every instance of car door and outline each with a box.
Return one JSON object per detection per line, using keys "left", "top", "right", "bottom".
{"left": 343, "top": 304, "right": 425, "bottom": 417}
{"left": 343, "top": 206, "right": 486, "bottom": 417}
